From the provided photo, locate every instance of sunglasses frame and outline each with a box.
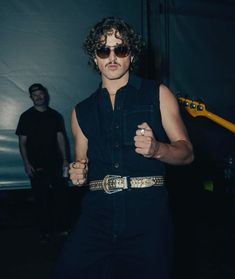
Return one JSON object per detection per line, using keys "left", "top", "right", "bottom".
{"left": 95, "top": 44, "right": 130, "bottom": 59}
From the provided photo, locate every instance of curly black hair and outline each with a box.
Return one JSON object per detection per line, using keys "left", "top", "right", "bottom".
{"left": 83, "top": 16, "right": 145, "bottom": 72}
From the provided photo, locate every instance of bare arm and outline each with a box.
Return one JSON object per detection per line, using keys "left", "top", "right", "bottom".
{"left": 156, "top": 84, "right": 194, "bottom": 164}
{"left": 71, "top": 108, "right": 88, "bottom": 161}
{"left": 18, "top": 135, "right": 35, "bottom": 176}
{"left": 134, "top": 84, "right": 194, "bottom": 165}
{"left": 69, "top": 108, "right": 88, "bottom": 185}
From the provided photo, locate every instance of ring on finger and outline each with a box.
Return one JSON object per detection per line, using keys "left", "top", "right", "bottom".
{"left": 72, "top": 162, "right": 78, "bottom": 169}
{"left": 75, "top": 179, "right": 82, "bottom": 185}
{"left": 140, "top": 128, "right": 145, "bottom": 136}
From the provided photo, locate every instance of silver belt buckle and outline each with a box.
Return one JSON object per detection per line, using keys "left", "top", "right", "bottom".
{"left": 102, "top": 175, "right": 123, "bottom": 194}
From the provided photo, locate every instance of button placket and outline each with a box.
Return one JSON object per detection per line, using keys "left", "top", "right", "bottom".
{"left": 111, "top": 90, "right": 123, "bottom": 173}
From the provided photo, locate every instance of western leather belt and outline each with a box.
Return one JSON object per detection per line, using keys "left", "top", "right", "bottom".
{"left": 89, "top": 175, "right": 164, "bottom": 194}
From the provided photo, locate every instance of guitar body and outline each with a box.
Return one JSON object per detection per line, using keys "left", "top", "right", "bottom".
{"left": 178, "top": 97, "right": 235, "bottom": 133}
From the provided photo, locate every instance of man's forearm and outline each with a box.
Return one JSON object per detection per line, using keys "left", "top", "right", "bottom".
{"left": 153, "top": 140, "right": 194, "bottom": 165}
{"left": 18, "top": 138, "right": 30, "bottom": 166}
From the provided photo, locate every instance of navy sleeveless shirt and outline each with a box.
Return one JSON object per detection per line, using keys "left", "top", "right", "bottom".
{"left": 75, "top": 75, "right": 166, "bottom": 182}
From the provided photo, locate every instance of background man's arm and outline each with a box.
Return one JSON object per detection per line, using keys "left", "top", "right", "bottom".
{"left": 57, "top": 132, "right": 69, "bottom": 167}
{"left": 18, "top": 135, "right": 35, "bottom": 176}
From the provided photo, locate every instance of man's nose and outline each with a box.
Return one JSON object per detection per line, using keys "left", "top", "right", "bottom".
{"left": 108, "top": 49, "right": 117, "bottom": 62}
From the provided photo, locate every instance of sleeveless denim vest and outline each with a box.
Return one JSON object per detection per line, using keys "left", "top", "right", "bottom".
{"left": 75, "top": 75, "right": 166, "bottom": 182}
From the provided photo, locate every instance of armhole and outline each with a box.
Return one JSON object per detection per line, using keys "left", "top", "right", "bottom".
{"left": 143, "top": 79, "right": 161, "bottom": 109}
{"left": 151, "top": 80, "right": 167, "bottom": 142}
{"left": 155, "top": 81, "right": 161, "bottom": 108}
{"left": 74, "top": 102, "right": 89, "bottom": 139}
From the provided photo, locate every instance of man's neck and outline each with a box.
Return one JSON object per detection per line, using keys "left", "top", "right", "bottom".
{"left": 102, "top": 72, "right": 129, "bottom": 95}
{"left": 34, "top": 105, "right": 48, "bottom": 112}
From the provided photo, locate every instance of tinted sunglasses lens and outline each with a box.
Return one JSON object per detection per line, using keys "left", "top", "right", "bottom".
{"left": 96, "top": 46, "right": 110, "bottom": 58}
{"left": 115, "top": 45, "right": 130, "bottom": 57}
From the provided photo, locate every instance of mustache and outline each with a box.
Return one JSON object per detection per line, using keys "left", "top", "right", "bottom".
{"left": 105, "top": 61, "right": 120, "bottom": 67}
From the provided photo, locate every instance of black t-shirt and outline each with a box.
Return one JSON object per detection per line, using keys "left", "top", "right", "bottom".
{"left": 16, "top": 107, "right": 65, "bottom": 170}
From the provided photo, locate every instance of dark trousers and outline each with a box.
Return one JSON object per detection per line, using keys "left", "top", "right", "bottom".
{"left": 53, "top": 186, "right": 173, "bottom": 279}
{"left": 30, "top": 170, "right": 68, "bottom": 235}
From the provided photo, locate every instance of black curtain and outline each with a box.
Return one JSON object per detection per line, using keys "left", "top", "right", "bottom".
{"left": 141, "top": 0, "right": 235, "bottom": 176}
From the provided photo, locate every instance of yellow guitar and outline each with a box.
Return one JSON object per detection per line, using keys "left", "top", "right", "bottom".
{"left": 178, "top": 96, "right": 235, "bottom": 133}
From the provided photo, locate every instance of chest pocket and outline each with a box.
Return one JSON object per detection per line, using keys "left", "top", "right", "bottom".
{"left": 123, "top": 105, "right": 155, "bottom": 146}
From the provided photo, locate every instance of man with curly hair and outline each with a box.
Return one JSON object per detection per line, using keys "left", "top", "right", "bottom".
{"left": 54, "top": 16, "right": 194, "bottom": 279}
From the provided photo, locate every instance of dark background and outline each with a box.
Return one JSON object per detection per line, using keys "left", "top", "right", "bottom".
{"left": 0, "top": 1, "right": 235, "bottom": 278}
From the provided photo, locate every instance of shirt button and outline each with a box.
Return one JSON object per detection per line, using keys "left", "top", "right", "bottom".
{"left": 115, "top": 125, "right": 119, "bottom": 129}
{"left": 114, "top": 163, "right": 119, "bottom": 168}
{"left": 115, "top": 143, "right": 120, "bottom": 148}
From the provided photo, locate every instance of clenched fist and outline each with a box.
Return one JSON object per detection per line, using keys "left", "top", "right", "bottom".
{"left": 134, "top": 122, "right": 160, "bottom": 158}
{"left": 69, "top": 159, "right": 88, "bottom": 186}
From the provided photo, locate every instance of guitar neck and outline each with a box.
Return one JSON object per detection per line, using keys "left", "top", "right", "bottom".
{"left": 205, "top": 111, "right": 235, "bottom": 133}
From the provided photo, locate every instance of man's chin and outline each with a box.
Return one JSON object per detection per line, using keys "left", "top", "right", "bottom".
{"left": 104, "top": 71, "right": 129, "bottom": 81}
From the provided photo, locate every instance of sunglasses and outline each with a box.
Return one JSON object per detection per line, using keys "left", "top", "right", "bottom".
{"left": 96, "top": 44, "right": 130, "bottom": 59}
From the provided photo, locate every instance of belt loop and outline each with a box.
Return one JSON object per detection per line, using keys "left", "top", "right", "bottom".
{"left": 126, "top": 176, "right": 131, "bottom": 191}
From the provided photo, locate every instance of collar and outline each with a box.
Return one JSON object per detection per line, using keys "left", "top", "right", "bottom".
{"left": 128, "top": 74, "right": 142, "bottom": 90}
